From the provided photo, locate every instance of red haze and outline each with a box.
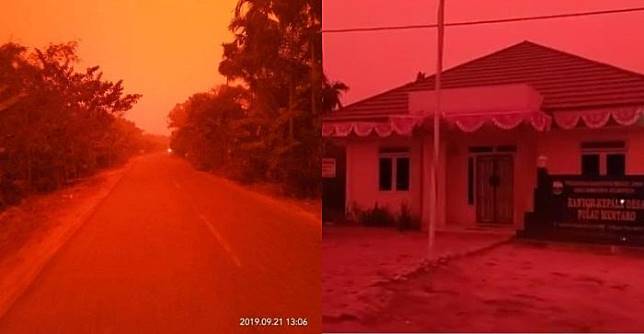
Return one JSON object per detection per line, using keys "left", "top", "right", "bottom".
{"left": 323, "top": 0, "right": 644, "bottom": 106}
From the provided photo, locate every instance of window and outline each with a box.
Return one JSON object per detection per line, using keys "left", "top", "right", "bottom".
{"left": 396, "top": 157, "right": 410, "bottom": 191}
{"left": 607, "top": 154, "right": 626, "bottom": 177}
{"left": 379, "top": 158, "right": 393, "bottom": 191}
{"left": 379, "top": 149, "right": 410, "bottom": 191}
{"left": 581, "top": 154, "right": 600, "bottom": 176}
{"left": 580, "top": 141, "right": 626, "bottom": 176}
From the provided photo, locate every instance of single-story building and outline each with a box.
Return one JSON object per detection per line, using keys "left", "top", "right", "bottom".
{"left": 322, "top": 41, "right": 644, "bottom": 233}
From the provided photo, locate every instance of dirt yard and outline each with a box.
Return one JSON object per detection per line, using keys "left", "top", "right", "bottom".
{"left": 327, "top": 240, "right": 644, "bottom": 333}
{"left": 322, "top": 226, "right": 513, "bottom": 324}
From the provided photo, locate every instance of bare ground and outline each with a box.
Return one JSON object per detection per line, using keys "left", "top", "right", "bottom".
{"left": 0, "top": 169, "right": 123, "bottom": 258}
{"left": 322, "top": 226, "right": 512, "bottom": 324}
{"left": 0, "top": 162, "right": 129, "bottom": 318}
{"left": 327, "top": 240, "right": 644, "bottom": 333}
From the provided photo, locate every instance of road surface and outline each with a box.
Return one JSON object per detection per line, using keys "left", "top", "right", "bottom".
{"left": 0, "top": 153, "right": 320, "bottom": 333}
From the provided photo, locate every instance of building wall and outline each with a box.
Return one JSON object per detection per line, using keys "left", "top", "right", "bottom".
{"left": 537, "top": 126, "right": 644, "bottom": 175}
{"left": 341, "top": 123, "right": 644, "bottom": 229}
{"left": 345, "top": 136, "right": 423, "bottom": 218}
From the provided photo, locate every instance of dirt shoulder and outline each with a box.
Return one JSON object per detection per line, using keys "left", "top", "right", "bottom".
{"left": 0, "top": 159, "right": 133, "bottom": 318}
{"left": 245, "top": 182, "right": 320, "bottom": 218}
{"left": 209, "top": 174, "right": 321, "bottom": 223}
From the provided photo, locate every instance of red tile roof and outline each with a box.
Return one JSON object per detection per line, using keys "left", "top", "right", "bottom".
{"left": 326, "top": 41, "right": 644, "bottom": 120}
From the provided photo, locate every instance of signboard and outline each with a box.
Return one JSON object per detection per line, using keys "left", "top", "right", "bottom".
{"left": 322, "top": 158, "right": 336, "bottom": 178}
{"left": 550, "top": 177, "right": 644, "bottom": 232}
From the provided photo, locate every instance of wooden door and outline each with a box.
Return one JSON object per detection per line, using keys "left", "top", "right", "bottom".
{"left": 476, "top": 157, "right": 496, "bottom": 223}
{"left": 494, "top": 156, "right": 514, "bottom": 224}
{"left": 476, "top": 155, "right": 514, "bottom": 224}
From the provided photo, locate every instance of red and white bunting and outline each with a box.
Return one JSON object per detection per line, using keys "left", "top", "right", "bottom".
{"left": 322, "top": 116, "right": 422, "bottom": 138}
{"left": 322, "top": 107, "right": 643, "bottom": 137}
{"left": 448, "top": 112, "right": 552, "bottom": 133}
{"left": 553, "top": 107, "right": 643, "bottom": 129}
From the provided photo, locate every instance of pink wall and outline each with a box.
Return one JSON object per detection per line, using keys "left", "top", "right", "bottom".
{"left": 538, "top": 125, "right": 644, "bottom": 175}
{"left": 341, "top": 122, "right": 644, "bottom": 229}
{"left": 345, "top": 136, "right": 423, "bottom": 217}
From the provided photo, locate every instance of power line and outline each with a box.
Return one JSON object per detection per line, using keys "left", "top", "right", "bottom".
{"left": 321, "top": 6, "right": 644, "bottom": 34}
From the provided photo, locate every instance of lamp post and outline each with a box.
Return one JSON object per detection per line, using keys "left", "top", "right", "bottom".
{"left": 429, "top": 0, "right": 445, "bottom": 256}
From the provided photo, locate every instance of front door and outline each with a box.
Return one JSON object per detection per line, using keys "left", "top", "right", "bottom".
{"left": 476, "top": 155, "right": 514, "bottom": 224}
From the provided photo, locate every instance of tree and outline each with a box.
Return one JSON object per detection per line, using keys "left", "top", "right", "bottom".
{"left": 322, "top": 76, "right": 349, "bottom": 113}
{"left": 218, "top": 0, "right": 324, "bottom": 195}
{"left": 169, "top": 86, "right": 248, "bottom": 172}
{"left": 0, "top": 41, "right": 144, "bottom": 206}
{"left": 169, "top": 0, "right": 347, "bottom": 197}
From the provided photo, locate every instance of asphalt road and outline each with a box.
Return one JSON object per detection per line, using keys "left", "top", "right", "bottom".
{"left": 0, "top": 153, "right": 320, "bottom": 333}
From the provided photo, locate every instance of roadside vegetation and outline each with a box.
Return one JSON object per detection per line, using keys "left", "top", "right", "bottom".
{"left": 168, "top": 0, "right": 347, "bottom": 198}
{"left": 0, "top": 41, "right": 157, "bottom": 210}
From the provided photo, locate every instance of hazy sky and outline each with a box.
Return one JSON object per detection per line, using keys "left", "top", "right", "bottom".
{"left": 0, "top": 0, "right": 238, "bottom": 135}
{"left": 323, "top": 0, "right": 644, "bottom": 106}
{"left": 4, "top": 1, "right": 644, "bottom": 133}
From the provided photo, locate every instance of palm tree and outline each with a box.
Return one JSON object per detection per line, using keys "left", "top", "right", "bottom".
{"left": 321, "top": 76, "right": 349, "bottom": 113}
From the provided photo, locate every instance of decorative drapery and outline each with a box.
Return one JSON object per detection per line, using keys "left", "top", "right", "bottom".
{"left": 321, "top": 111, "right": 552, "bottom": 137}
{"left": 323, "top": 107, "right": 644, "bottom": 138}
{"left": 445, "top": 111, "right": 552, "bottom": 133}
{"left": 552, "top": 107, "right": 644, "bottom": 129}
{"left": 322, "top": 116, "right": 423, "bottom": 138}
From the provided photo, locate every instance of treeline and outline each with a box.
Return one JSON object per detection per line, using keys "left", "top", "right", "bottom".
{"left": 0, "top": 42, "right": 149, "bottom": 208}
{"left": 169, "top": 0, "right": 346, "bottom": 198}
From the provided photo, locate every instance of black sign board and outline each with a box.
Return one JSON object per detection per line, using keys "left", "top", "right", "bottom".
{"left": 521, "top": 171, "right": 644, "bottom": 245}
{"left": 550, "top": 176, "right": 644, "bottom": 233}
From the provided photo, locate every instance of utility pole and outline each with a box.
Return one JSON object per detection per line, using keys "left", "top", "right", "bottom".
{"left": 429, "top": 0, "right": 445, "bottom": 256}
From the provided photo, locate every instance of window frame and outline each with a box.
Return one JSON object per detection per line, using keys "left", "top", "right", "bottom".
{"left": 580, "top": 141, "right": 627, "bottom": 176}
{"left": 378, "top": 150, "right": 411, "bottom": 192}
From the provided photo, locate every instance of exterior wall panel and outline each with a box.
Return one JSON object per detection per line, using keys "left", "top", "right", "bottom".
{"left": 345, "top": 136, "right": 423, "bottom": 218}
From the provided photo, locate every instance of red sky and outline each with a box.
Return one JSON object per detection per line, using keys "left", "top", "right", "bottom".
{"left": 323, "top": 0, "right": 644, "bottom": 107}
{"left": 0, "top": 0, "right": 238, "bottom": 135}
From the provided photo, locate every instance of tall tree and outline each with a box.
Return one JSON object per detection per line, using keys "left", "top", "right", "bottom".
{"left": 0, "top": 41, "right": 143, "bottom": 202}
{"left": 217, "top": 0, "right": 323, "bottom": 195}
{"left": 169, "top": 0, "right": 346, "bottom": 197}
